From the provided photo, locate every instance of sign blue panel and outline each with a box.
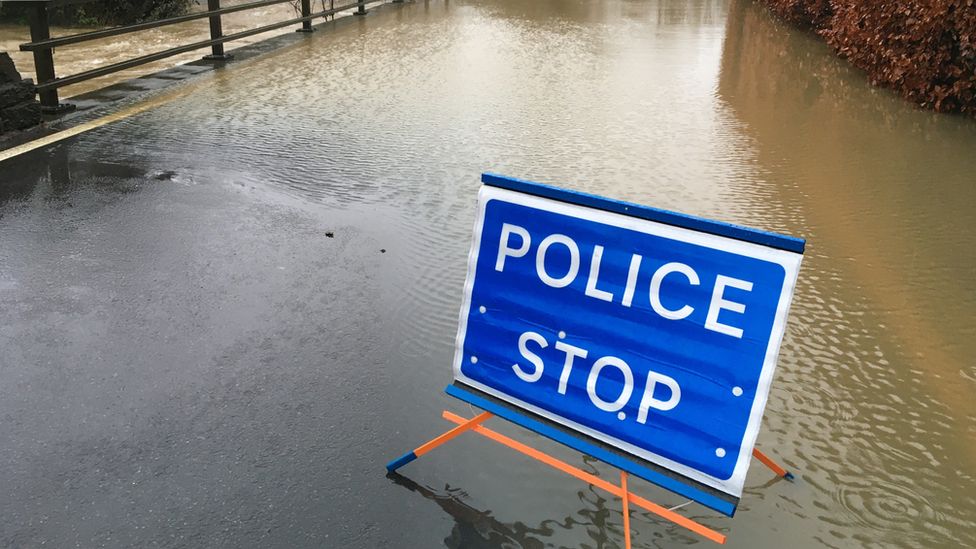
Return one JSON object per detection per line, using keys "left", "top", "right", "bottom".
{"left": 453, "top": 176, "right": 803, "bottom": 497}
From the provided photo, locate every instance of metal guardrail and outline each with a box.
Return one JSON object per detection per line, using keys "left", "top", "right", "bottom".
{"left": 12, "top": 0, "right": 394, "bottom": 112}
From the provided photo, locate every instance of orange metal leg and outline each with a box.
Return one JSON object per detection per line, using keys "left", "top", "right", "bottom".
{"left": 386, "top": 411, "right": 493, "bottom": 471}
{"left": 752, "top": 448, "right": 794, "bottom": 480}
{"left": 621, "top": 471, "right": 632, "bottom": 549}
{"left": 442, "top": 411, "right": 727, "bottom": 544}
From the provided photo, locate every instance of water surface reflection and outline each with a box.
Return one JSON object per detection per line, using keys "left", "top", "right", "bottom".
{"left": 719, "top": 2, "right": 976, "bottom": 547}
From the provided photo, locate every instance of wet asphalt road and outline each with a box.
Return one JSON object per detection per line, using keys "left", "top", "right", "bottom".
{"left": 0, "top": 141, "right": 426, "bottom": 547}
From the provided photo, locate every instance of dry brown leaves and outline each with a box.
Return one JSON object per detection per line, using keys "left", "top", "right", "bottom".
{"left": 762, "top": 0, "right": 976, "bottom": 116}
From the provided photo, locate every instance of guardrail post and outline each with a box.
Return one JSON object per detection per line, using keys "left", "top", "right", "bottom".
{"left": 203, "top": 0, "right": 232, "bottom": 60}
{"left": 26, "top": 1, "right": 70, "bottom": 113}
{"left": 296, "top": 0, "right": 316, "bottom": 32}
{"left": 354, "top": 0, "right": 367, "bottom": 16}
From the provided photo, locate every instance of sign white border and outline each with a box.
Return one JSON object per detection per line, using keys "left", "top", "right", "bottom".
{"left": 452, "top": 185, "right": 803, "bottom": 497}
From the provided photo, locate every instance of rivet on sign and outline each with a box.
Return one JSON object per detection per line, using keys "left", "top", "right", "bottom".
{"left": 558, "top": 331, "right": 566, "bottom": 339}
{"left": 715, "top": 448, "right": 726, "bottom": 458}
{"left": 479, "top": 306, "right": 487, "bottom": 314}
{"left": 470, "top": 356, "right": 478, "bottom": 364}
{"left": 617, "top": 412, "right": 626, "bottom": 420}
{"left": 732, "top": 386, "right": 743, "bottom": 397}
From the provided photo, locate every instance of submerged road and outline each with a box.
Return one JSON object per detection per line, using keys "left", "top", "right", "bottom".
{"left": 2, "top": 1, "right": 976, "bottom": 547}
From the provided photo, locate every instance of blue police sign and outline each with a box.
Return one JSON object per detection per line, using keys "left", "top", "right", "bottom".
{"left": 453, "top": 174, "right": 804, "bottom": 498}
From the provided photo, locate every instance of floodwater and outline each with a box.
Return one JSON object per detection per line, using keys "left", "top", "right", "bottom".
{"left": 2, "top": 0, "right": 975, "bottom": 547}
{"left": 0, "top": 0, "right": 353, "bottom": 98}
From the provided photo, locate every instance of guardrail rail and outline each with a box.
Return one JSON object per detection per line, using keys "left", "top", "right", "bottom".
{"left": 10, "top": 0, "right": 396, "bottom": 112}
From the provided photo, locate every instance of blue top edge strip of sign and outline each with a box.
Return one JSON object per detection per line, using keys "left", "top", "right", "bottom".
{"left": 445, "top": 383, "right": 738, "bottom": 517}
{"left": 481, "top": 173, "right": 806, "bottom": 254}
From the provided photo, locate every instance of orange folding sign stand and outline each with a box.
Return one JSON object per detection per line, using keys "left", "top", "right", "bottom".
{"left": 387, "top": 403, "right": 794, "bottom": 547}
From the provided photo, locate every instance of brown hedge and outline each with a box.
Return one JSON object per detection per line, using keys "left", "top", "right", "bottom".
{"left": 760, "top": 0, "right": 976, "bottom": 116}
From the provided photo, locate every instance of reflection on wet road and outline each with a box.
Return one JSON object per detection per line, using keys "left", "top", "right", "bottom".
{"left": 2, "top": 1, "right": 975, "bottom": 547}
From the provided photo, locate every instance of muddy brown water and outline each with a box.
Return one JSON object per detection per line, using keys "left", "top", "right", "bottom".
{"left": 1, "top": 1, "right": 975, "bottom": 547}
{"left": 0, "top": 0, "right": 349, "bottom": 98}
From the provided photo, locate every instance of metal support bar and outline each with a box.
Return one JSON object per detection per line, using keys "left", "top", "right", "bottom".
{"left": 386, "top": 411, "right": 493, "bottom": 471}
{"left": 621, "top": 471, "right": 632, "bottom": 549}
{"left": 752, "top": 448, "right": 794, "bottom": 480}
{"left": 440, "top": 410, "right": 727, "bottom": 544}
{"left": 204, "top": 0, "right": 231, "bottom": 60}
{"left": 445, "top": 382, "right": 739, "bottom": 517}
{"left": 297, "top": 0, "right": 316, "bottom": 31}
{"left": 25, "top": 3, "right": 67, "bottom": 112}
{"left": 355, "top": 0, "right": 367, "bottom": 15}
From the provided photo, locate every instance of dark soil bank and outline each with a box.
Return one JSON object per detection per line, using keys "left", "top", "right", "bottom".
{"left": 761, "top": 0, "right": 976, "bottom": 116}
{"left": 0, "top": 53, "right": 40, "bottom": 135}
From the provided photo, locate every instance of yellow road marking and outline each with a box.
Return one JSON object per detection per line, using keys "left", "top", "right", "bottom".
{"left": 0, "top": 82, "right": 202, "bottom": 164}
